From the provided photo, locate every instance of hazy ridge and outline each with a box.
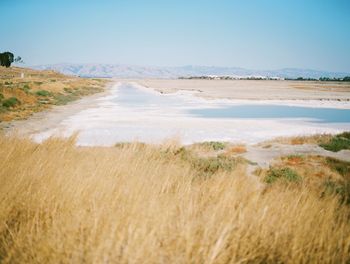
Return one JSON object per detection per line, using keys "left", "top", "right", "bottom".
{"left": 31, "top": 63, "right": 350, "bottom": 79}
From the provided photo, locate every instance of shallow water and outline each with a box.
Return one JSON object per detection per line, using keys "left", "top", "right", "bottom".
{"left": 34, "top": 83, "right": 350, "bottom": 145}
{"left": 190, "top": 105, "right": 350, "bottom": 123}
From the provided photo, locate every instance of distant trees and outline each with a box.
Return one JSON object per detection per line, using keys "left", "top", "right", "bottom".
{"left": 319, "top": 76, "right": 350, "bottom": 82}
{"left": 0, "top": 52, "right": 22, "bottom": 67}
{"left": 288, "top": 76, "right": 350, "bottom": 82}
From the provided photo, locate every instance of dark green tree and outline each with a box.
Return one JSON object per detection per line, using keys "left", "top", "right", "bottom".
{"left": 0, "top": 52, "right": 22, "bottom": 67}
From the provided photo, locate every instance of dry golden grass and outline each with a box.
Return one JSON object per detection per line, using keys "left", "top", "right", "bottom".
{"left": 261, "top": 133, "right": 333, "bottom": 146}
{"left": 0, "top": 67, "right": 109, "bottom": 122}
{"left": 1, "top": 135, "right": 350, "bottom": 263}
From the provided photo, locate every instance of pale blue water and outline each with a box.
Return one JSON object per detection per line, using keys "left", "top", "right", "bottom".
{"left": 115, "top": 84, "right": 350, "bottom": 123}
{"left": 189, "top": 105, "right": 350, "bottom": 123}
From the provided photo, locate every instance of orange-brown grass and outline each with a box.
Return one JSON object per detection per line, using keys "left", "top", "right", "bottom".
{"left": 261, "top": 133, "right": 333, "bottom": 146}
{"left": 259, "top": 155, "right": 349, "bottom": 192}
{"left": 0, "top": 67, "right": 109, "bottom": 122}
{"left": 225, "top": 144, "right": 247, "bottom": 155}
{"left": 0, "top": 135, "right": 350, "bottom": 263}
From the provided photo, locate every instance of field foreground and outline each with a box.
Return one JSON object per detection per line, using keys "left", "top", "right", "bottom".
{"left": 1, "top": 134, "right": 350, "bottom": 263}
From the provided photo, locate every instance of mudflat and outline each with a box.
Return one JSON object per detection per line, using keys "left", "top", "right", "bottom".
{"left": 137, "top": 79, "right": 350, "bottom": 101}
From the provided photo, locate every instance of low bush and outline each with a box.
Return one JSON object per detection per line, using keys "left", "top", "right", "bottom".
{"left": 173, "top": 147, "right": 238, "bottom": 176}
{"left": 35, "top": 90, "right": 51, "bottom": 96}
{"left": 2, "top": 97, "right": 20, "bottom": 108}
{"left": 320, "top": 137, "right": 350, "bottom": 152}
{"left": 265, "top": 167, "right": 301, "bottom": 184}
{"left": 200, "top": 141, "right": 227, "bottom": 151}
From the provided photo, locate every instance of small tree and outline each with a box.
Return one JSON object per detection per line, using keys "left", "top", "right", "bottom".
{"left": 0, "top": 52, "right": 22, "bottom": 67}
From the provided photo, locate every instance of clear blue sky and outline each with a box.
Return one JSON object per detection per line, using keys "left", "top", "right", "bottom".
{"left": 2, "top": 0, "right": 350, "bottom": 72}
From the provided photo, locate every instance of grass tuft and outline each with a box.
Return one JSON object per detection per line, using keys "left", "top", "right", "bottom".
{"left": 265, "top": 167, "right": 302, "bottom": 184}
{"left": 35, "top": 89, "right": 52, "bottom": 96}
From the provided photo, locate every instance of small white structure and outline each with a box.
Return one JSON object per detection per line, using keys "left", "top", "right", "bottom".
{"left": 20, "top": 72, "right": 24, "bottom": 78}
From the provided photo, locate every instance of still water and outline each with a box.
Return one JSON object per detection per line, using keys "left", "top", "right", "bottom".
{"left": 116, "top": 84, "right": 350, "bottom": 123}
{"left": 34, "top": 83, "right": 350, "bottom": 145}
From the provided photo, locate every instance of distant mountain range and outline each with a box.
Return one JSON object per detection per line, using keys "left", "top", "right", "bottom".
{"left": 31, "top": 63, "right": 350, "bottom": 79}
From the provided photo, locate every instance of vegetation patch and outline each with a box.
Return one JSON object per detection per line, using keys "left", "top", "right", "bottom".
{"left": 323, "top": 180, "right": 350, "bottom": 205}
{"left": 193, "top": 155, "right": 237, "bottom": 175}
{"left": 326, "top": 157, "right": 350, "bottom": 178}
{"left": 319, "top": 132, "right": 350, "bottom": 152}
{"left": 265, "top": 167, "right": 302, "bottom": 184}
{"left": 21, "top": 84, "right": 31, "bottom": 94}
{"left": 53, "top": 93, "right": 78, "bottom": 105}
{"left": 173, "top": 147, "right": 239, "bottom": 176}
{"left": 2, "top": 97, "right": 20, "bottom": 108}
{"left": 35, "top": 90, "right": 52, "bottom": 96}
{"left": 199, "top": 141, "right": 227, "bottom": 151}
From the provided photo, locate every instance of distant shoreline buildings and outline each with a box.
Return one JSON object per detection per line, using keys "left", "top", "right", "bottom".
{"left": 179, "top": 75, "right": 350, "bottom": 82}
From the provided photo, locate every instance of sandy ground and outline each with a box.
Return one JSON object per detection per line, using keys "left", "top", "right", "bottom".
{"left": 136, "top": 79, "right": 350, "bottom": 102}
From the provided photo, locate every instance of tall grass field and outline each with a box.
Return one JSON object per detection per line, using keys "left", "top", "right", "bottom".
{"left": 0, "top": 135, "right": 349, "bottom": 263}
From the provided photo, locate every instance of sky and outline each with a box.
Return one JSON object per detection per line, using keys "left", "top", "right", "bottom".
{"left": 1, "top": 0, "right": 350, "bottom": 72}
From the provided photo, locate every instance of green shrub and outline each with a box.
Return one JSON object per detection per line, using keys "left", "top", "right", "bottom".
{"left": 35, "top": 90, "right": 51, "bottom": 97}
{"left": 172, "top": 147, "right": 237, "bottom": 176}
{"left": 338, "top": 132, "right": 350, "bottom": 140}
{"left": 193, "top": 155, "right": 236, "bottom": 175}
{"left": 2, "top": 97, "right": 20, "bottom": 108}
{"left": 265, "top": 167, "right": 301, "bottom": 184}
{"left": 320, "top": 136, "right": 350, "bottom": 152}
{"left": 200, "top": 141, "right": 227, "bottom": 151}
{"left": 0, "top": 93, "right": 4, "bottom": 101}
